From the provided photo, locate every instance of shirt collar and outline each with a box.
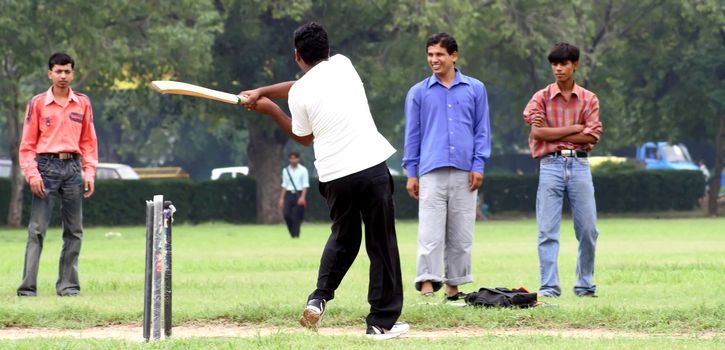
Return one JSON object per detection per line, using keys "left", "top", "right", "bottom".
{"left": 427, "top": 68, "right": 469, "bottom": 89}
{"left": 549, "top": 82, "right": 582, "bottom": 100}
{"left": 44, "top": 86, "right": 80, "bottom": 106}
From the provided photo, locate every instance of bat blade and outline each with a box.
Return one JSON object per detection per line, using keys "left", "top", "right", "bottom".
{"left": 150, "top": 80, "right": 246, "bottom": 105}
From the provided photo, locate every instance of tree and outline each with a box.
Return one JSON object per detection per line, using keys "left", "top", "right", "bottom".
{"left": 598, "top": 0, "right": 724, "bottom": 214}
{"left": 0, "top": 0, "right": 220, "bottom": 226}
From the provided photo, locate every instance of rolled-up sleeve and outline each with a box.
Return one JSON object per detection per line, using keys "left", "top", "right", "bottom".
{"left": 79, "top": 98, "right": 98, "bottom": 182}
{"left": 402, "top": 87, "right": 421, "bottom": 177}
{"left": 19, "top": 97, "right": 42, "bottom": 184}
{"left": 523, "top": 92, "right": 545, "bottom": 125}
{"left": 582, "top": 95, "right": 602, "bottom": 143}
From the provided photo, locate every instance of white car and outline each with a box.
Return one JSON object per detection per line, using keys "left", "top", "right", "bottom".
{"left": 0, "top": 159, "right": 11, "bottom": 177}
{"left": 211, "top": 166, "right": 249, "bottom": 180}
{"left": 95, "top": 163, "right": 140, "bottom": 180}
{"left": 1, "top": 159, "right": 139, "bottom": 180}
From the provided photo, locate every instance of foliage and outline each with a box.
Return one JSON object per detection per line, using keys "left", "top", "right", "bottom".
{"left": 0, "top": 170, "right": 704, "bottom": 226}
{"left": 2, "top": 0, "right": 723, "bottom": 222}
{"left": 591, "top": 160, "right": 640, "bottom": 174}
{"left": 0, "top": 178, "right": 256, "bottom": 226}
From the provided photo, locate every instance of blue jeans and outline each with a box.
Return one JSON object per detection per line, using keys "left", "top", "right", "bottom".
{"left": 17, "top": 155, "right": 84, "bottom": 296}
{"left": 536, "top": 155, "right": 598, "bottom": 296}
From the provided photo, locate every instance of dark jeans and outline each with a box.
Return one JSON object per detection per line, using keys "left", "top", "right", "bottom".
{"left": 17, "top": 155, "right": 84, "bottom": 296}
{"left": 308, "top": 162, "right": 403, "bottom": 329}
{"left": 283, "top": 191, "right": 305, "bottom": 238}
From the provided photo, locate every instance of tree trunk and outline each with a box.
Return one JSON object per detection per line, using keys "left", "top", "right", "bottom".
{"left": 707, "top": 115, "right": 724, "bottom": 216}
{"left": 5, "top": 76, "right": 25, "bottom": 227}
{"left": 6, "top": 80, "right": 24, "bottom": 227}
{"left": 247, "top": 118, "right": 287, "bottom": 224}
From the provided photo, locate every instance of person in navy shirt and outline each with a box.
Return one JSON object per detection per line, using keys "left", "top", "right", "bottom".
{"left": 403, "top": 32, "right": 490, "bottom": 302}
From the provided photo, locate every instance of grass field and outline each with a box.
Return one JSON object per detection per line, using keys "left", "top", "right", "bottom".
{"left": 0, "top": 218, "right": 724, "bottom": 349}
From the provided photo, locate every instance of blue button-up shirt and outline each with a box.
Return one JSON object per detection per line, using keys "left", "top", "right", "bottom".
{"left": 403, "top": 69, "right": 490, "bottom": 177}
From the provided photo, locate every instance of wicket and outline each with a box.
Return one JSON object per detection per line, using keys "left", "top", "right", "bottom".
{"left": 143, "top": 195, "right": 175, "bottom": 341}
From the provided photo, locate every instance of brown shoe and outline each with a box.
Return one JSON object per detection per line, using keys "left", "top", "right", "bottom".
{"left": 299, "top": 299, "right": 326, "bottom": 329}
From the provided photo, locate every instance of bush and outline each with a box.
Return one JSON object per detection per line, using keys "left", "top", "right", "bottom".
{"left": 591, "top": 160, "right": 640, "bottom": 174}
{"left": 0, "top": 170, "right": 704, "bottom": 226}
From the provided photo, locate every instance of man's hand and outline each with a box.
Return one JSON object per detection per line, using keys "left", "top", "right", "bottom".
{"left": 84, "top": 180, "right": 94, "bottom": 198}
{"left": 469, "top": 171, "right": 483, "bottom": 191}
{"left": 30, "top": 179, "right": 45, "bottom": 199}
{"left": 406, "top": 177, "right": 419, "bottom": 200}
{"left": 254, "top": 97, "right": 282, "bottom": 116}
{"left": 571, "top": 124, "right": 585, "bottom": 133}
{"left": 297, "top": 197, "right": 307, "bottom": 208}
{"left": 278, "top": 197, "right": 284, "bottom": 209}
{"left": 239, "top": 89, "right": 261, "bottom": 110}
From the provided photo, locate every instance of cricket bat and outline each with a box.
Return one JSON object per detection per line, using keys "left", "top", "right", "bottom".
{"left": 150, "top": 80, "right": 247, "bottom": 105}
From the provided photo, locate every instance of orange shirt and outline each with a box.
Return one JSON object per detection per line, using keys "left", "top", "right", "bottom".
{"left": 523, "top": 82, "right": 602, "bottom": 159}
{"left": 19, "top": 87, "right": 98, "bottom": 184}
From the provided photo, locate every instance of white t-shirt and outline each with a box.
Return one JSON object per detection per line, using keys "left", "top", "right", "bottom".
{"left": 288, "top": 54, "right": 395, "bottom": 182}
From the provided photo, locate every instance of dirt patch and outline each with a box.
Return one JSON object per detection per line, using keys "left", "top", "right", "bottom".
{"left": 0, "top": 324, "right": 720, "bottom": 341}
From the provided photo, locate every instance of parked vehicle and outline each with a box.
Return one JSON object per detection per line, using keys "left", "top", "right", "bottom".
{"left": 95, "top": 163, "right": 141, "bottom": 180}
{"left": 211, "top": 166, "right": 249, "bottom": 180}
{"left": 636, "top": 142, "right": 699, "bottom": 171}
{"left": 133, "top": 167, "right": 190, "bottom": 180}
{"left": 2, "top": 159, "right": 140, "bottom": 180}
{"left": 0, "top": 159, "right": 11, "bottom": 177}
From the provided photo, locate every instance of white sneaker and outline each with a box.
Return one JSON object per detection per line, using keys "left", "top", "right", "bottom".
{"left": 299, "top": 299, "right": 326, "bottom": 329}
{"left": 365, "top": 321, "right": 409, "bottom": 340}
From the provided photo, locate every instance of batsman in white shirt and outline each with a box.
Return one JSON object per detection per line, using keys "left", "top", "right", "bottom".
{"left": 239, "top": 22, "right": 408, "bottom": 340}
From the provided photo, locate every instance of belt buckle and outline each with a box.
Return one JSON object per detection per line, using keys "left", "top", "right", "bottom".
{"left": 561, "top": 149, "right": 576, "bottom": 157}
{"left": 59, "top": 153, "right": 72, "bottom": 160}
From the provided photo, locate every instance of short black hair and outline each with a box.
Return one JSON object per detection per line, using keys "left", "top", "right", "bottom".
{"left": 288, "top": 151, "right": 300, "bottom": 158}
{"left": 293, "top": 22, "right": 329, "bottom": 65}
{"left": 48, "top": 52, "right": 74, "bottom": 70}
{"left": 547, "top": 43, "right": 579, "bottom": 64}
{"left": 426, "top": 33, "right": 458, "bottom": 54}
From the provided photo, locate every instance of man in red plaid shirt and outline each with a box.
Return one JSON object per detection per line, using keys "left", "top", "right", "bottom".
{"left": 523, "top": 42, "right": 602, "bottom": 298}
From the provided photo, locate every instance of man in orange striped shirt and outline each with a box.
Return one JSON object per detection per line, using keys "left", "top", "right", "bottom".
{"left": 17, "top": 53, "right": 98, "bottom": 297}
{"left": 523, "top": 43, "right": 601, "bottom": 298}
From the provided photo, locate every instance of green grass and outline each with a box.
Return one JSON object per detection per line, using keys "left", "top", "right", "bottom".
{"left": 1, "top": 218, "right": 724, "bottom": 348}
{"left": 0, "top": 334, "right": 723, "bottom": 350}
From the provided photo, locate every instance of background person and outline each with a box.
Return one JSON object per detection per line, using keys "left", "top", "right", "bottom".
{"left": 279, "top": 151, "right": 309, "bottom": 238}
{"left": 17, "top": 52, "right": 98, "bottom": 297}
{"left": 402, "top": 32, "right": 490, "bottom": 302}
{"left": 523, "top": 42, "right": 602, "bottom": 298}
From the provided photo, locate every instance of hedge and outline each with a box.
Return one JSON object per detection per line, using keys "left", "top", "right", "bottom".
{"left": 0, "top": 170, "right": 704, "bottom": 226}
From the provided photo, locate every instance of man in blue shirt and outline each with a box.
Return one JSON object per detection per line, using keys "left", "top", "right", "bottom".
{"left": 403, "top": 33, "right": 490, "bottom": 301}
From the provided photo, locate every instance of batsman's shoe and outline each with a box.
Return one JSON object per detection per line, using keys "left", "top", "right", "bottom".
{"left": 299, "top": 299, "right": 326, "bottom": 329}
{"left": 365, "top": 321, "right": 409, "bottom": 340}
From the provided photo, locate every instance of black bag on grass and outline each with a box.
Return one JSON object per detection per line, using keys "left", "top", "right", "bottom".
{"left": 464, "top": 287, "right": 537, "bottom": 308}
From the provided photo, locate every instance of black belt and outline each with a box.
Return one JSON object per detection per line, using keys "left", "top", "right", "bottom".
{"left": 549, "top": 150, "right": 588, "bottom": 158}
{"left": 39, "top": 153, "right": 78, "bottom": 160}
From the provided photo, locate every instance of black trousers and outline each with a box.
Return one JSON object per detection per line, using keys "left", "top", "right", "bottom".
{"left": 308, "top": 162, "right": 403, "bottom": 329}
{"left": 283, "top": 191, "right": 305, "bottom": 238}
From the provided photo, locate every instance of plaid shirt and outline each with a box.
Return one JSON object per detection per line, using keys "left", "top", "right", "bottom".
{"left": 523, "top": 82, "right": 602, "bottom": 159}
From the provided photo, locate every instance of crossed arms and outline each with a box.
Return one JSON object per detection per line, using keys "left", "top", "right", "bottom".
{"left": 529, "top": 114, "right": 597, "bottom": 144}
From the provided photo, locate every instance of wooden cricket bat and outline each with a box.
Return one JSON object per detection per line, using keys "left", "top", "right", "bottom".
{"left": 150, "top": 80, "right": 247, "bottom": 105}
